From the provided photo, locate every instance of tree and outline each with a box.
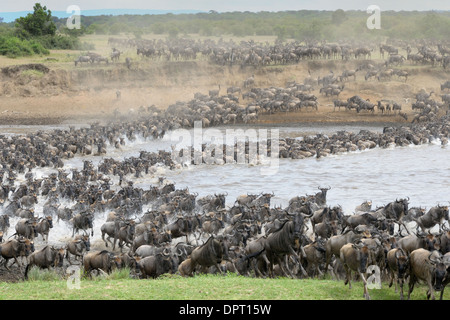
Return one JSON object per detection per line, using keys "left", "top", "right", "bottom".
{"left": 331, "top": 9, "right": 347, "bottom": 26}
{"left": 15, "top": 3, "right": 56, "bottom": 38}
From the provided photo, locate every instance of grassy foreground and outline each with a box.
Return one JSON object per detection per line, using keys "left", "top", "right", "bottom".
{"left": 0, "top": 272, "right": 447, "bottom": 300}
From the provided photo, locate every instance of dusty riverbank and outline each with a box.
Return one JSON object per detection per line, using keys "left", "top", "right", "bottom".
{"left": 0, "top": 58, "right": 446, "bottom": 126}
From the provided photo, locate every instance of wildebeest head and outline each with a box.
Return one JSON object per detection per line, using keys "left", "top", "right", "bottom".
{"left": 52, "top": 247, "right": 65, "bottom": 268}
{"left": 395, "top": 248, "right": 409, "bottom": 278}
{"left": 428, "top": 252, "right": 447, "bottom": 291}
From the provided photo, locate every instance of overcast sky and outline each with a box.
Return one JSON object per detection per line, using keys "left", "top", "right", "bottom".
{"left": 1, "top": 0, "right": 450, "bottom": 12}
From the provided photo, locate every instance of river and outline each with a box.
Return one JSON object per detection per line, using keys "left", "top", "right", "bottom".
{"left": 2, "top": 122, "right": 449, "bottom": 247}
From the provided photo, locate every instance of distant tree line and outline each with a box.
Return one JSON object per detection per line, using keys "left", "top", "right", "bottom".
{"left": 47, "top": 9, "right": 450, "bottom": 41}
{"left": 1, "top": 6, "right": 450, "bottom": 58}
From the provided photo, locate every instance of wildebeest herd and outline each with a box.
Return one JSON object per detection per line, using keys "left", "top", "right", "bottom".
{"left": 105, "top": 37, "right": 450, "bottom": 70}
{"left": 3, "top": 35, "right": 450, "bottom": 300}
{"left": 0, "top": 85, "right": 448, "bottom": 300}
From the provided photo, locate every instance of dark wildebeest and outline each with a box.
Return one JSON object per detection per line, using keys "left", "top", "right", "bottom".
{"left": 14, "top": 218, "right": 38, "bottom": 240}
{"left": 71, "top": 211, "right": 94, "bottom": 237}
{"left": 189, "top": 236, "right": 229, "bottom": 274}
{"left": 407, "top": 249, "right": 448, "bottom": 300}
{"left": 310, "top": 205, "right": 342, "bottom": 233}
{"left": 382, "top": 198, "right": 410, "bottom": 234}
{"left": 115, "top": 220, "right": 136, "bottom": 251}
{"left": 19, "top": 194, "right": 38, "bottom": 209}
{"left": 440, "top": 252, "right": 450, "bottom": 299}
{"left": 264, "top": 213, "right": 309, "bottom": 278}
{"left": 66, "top": 235, "right": 91, "bottom": 264}
{"left": 244, "top": 236, "right": 271, "bottom": 278}
{"left": 57, "top": 207, "right": 73, "bottom": 223}
{"left": 324, "top": 230, "right": 364, "bottom": 275}
{"left": 164, "top": 217, "right": 192, "bottom": 243}
{"left": 341, "top": 212, "right": 379, "bottom": 233}
{"left": 0, "top": 214, "right": 10, "bottom": 235}
{"left": 35, "top": 216, "right": 53, "bottom": 243}
{"left": 3, "top": 200, "right": 20, "bottom": 217}
{"left": 0, "top": 238, "right": 34, "bottom": 269}
{"left": 83, "top": 250, "right": 119, "bottom": 277}
{"left": 178, "top": 257, "right": 195, "bottom": 277}
{"left": 201, "top": 217, "right": 225, "bottom": 238}
{"left": 137, "top": 251, "right": 178, "bottom": 279}
{"left": 313, "top": 186, "right": 331, "bottom": 208}
{"left": 74, "top": 55, "right": 91, "bottom": 66}
{"left": 340, "top": 242, "right": 372, "bottom": 300}
{"left": 24, "top": 245, "right": 65, "bottom": 279}
{"left": 396, "top": 232, "right": 438, "bottom": 255}
{"left": 301, "top": 238, "right": 327, "bottom": 277}
{"left": 314, "top": 219, "right": 339, "bottom": 239}
{"left": 386, "top": 247, "right": 410, "bottom": 300}
{"left": 413, "top": 205, "right": 449, "bottom": 233}
{"left": 355, "top": 200, "right": 372, "bottom": 213}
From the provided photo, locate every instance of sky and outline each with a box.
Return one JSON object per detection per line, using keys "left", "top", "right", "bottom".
{"left": 1, "top": 0, "right": 450, "bottom": 13}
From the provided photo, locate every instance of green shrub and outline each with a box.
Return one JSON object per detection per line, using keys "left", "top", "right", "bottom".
{"left": 0, "top": 35, "right": 49, "bottom": 58}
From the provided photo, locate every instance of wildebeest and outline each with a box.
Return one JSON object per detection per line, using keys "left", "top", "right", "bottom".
{"left": 189, "top": 236, "right": 228, "bottom": 274}
{"left": 0, "top": 214, "right": 10, "bottom": 235}
{"left": 14, "top": 218, "right": 38, "bottom": 240}
{"left": 178, "top": 257, "right": 195, "bottom": 277}
{"left": 66, "top": 235, "right": 90, "bottom": 264}
{"left": 35, "top": 216, "right": 53, "bottom": 243}
{"left": 407, "top": 248, "right": 448, "bottom": 300}
{"left": 164, "top": 217, "right": 192, "bottom": 243}
{"left": 83, "top": 250, "right": 119, "bottom": 277}
{"left": 413, "top": 205, "right": 449, "bottom": 233}
{"left": 71, "top": 211, "right": 94, "bottom": 237}
{"left": 24, "top": 245, "right": 65, "bottom": 279}
{"left": 74, "top": 55, "right": 91, "bottom": 66}
{"left": 0, "top": 238, "right": 34, "bottom": 269}
{"left": 341, "top": 212, "right": 379, "bottom": 233}
{"left": 398, "top": 231, "right": 438, "bottom": 254}
{"left": 137, "top": 251, "right": 178, "bottom": 278}
{"left": 325, "top": 230, "right": 363, "bottom": 274}
{"left": 201, "top": 217, "right": 225, "bottom": 238}
{"left": 19, "top": 194, "right": 38, "bottom": 209}
{"left": 355, "top": 200, "right": 372, "bottom": 213}
{"left": 264, "top": 213, "right": 308, "bottom": 278}
{"left": 301, "top": 239, "right": 327, "bottom": 277}
{"left": 340, "top": 242, "right": 372, "bottom": 300}
{"left": 386, "top": 247, "right": 410, "bottom": 300}
{"left": 57, "top": 207, "right": 73, "bottom": 223}
{"left": 382, "top": 198, "right": 410, "bottom": 234}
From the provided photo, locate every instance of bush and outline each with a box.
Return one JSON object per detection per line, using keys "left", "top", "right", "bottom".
{"left": 0, "top": 35, "right": 49, "bottom": 58}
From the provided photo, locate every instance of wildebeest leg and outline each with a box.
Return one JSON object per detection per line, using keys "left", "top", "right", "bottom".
{"left": 426, "top": 281, "right": 436, "bottom": 300}
{"left": 359, "top": 272, "right": 370, "bottom": 300}
{"left": 275, "top": 255, "right": 292, "bottom": 278}
{"left": 399, "top": 221, "right": 410, "bottom": 235}
{"left": 399, "top": 278, "right": 405, "bottom": 300}
{"left": 288, "top": 246, "right": 308, "bottom": 277}
{"left": 344, "top": 265, "right": 352, "bottom": 289}
{"left": 407, "top": 275, "right": 417, "bottom": 300}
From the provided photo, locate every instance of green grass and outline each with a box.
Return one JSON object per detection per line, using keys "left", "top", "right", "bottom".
{"left": 0, "top": 271, "right": 447, "bottom": 300}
